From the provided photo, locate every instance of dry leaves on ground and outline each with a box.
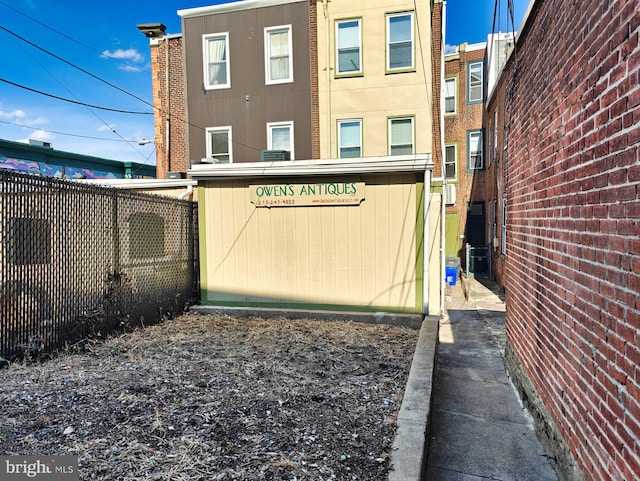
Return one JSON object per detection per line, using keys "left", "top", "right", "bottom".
{"left": 0, "top": 313, "right": 418, "bottom": 481}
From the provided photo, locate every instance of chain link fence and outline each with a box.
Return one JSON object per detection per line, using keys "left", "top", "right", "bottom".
{"left": 0, "top": 171, "right": 199, "bottom": 362}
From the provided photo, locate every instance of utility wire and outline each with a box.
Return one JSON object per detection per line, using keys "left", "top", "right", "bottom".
{"left": 0, "top": 24, "right": 155, "bottom": 111}
{"left": 0, "top": 119, "right": 147, "bottom": 143}
{"left": 0, "top": 30, "right": 153, "bottom": 162}
{"left": 0, "top": 78, "right": 153, "bottom": 115}
{"left": 0, "top": 0, "right": 150, "bottom": 73}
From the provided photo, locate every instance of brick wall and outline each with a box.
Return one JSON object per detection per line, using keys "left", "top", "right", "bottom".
{"left": 485, "top": 56, "right": 512, "bottom": 288}
{"left": 444, "top": 45, "right": 486, "bottom": 259}
{"left": 151, "top": 36, "right": 188, "bottom": 179}
{"left": 500, "top": 0, "right": 640, "bottom": 479}
{"left": 431, "top": 0, "right": 443, "bottom": 173}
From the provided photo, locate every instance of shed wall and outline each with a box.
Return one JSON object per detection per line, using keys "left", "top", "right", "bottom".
{"left": 199, "top": 174, "right": 428, "bottom": 312}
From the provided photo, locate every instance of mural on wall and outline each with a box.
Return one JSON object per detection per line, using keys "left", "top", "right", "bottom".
{"left": 0, "top": 156, "right": 122, "bottom": 179}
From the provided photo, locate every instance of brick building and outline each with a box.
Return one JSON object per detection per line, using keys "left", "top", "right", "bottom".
{"left": 443, "top": 43, "right": 487, "bottom": 271}
{"left": 138, "top": 24, "right": 188, "bottom": 180}
{"left": 487, "top": 0, "right": 640, "bottom": 479}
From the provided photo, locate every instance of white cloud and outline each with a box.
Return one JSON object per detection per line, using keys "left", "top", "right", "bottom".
{"left": 118, "top": 64, "right": 144, "bottom": 73}
{"left": 101, "top": 48, "right": 144, "bottom": 63}
{"left": 0, "top": 109, "right": 48, "bottom": 127}
{"left": 18, "top": 130, "right": 55, "bottom": 144}
{"left": 21, "top": 116, "right": 48, "bottom": 127}
{"left": 96, "top": 124, "right": 116, "bottom": 133}
{"left": 445, "top": 44, "right": 459, "bottom": 55}
{"left": 0, "top": 109, "right": 27, "bottom": 120}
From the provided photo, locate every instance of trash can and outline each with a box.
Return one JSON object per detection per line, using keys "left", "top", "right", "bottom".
{"left": 445, "top": 266, "right": 458, "bottom": 286}
{"left": 445, "top": 257, "right": 460, "bottom": 269}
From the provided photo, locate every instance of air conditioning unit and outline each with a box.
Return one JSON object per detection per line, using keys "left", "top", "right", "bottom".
{"left": 260, "top": 150, "right": 291, "bottom": 162}
{"left": 444, "top": 184, "right": 456, "bottom": 205}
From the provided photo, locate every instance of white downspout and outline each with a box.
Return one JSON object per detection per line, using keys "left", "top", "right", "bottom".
{"left": 440, "top": 1, "right": 447, "bottom": 316}
{"left": 423, "top": 167, "right": 431, "bottom": 315}
{"left": 165, "top": 37, "right": 171, "bottom": 176}
{"left": 178, "top": 184, "right": 194, "bottom": 200}
{"left": 323, "top": 0, "right": 332, "bottom": 157}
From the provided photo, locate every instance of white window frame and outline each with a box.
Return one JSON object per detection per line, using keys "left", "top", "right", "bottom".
{"left": 493, "top": 110, "right": 498, "bottom": 164}
{"left": 337, "top": 119, "right": 362, "bottom": 158}
{"left": 203, "top": 32, "right": 230, "bottom": 90}
{"left": 205, "top": 126, "right": 233, "bottom": 163}
{"left": 468, "top": 129, "right": 483, "bottom": 170}
{"left": 444, "top": 77, "right": 457, "bottom": 114}
{"left": 335, "top": 18, "right": 362, "bottom": 76}
{"left": 468, "top": 61, "right": 483, "bottom": 103}
{"left": 388, "top": 117, "right": 415, "bottom": 155}
{"left": 386, "top": 11, "right": 415, "bottom": 72}
{"left": 265, "top": 25, "right": 293, "bottom": 85}
{"left": 501, "top": 196, "right": 507, "bottom": 256}
{"left": 267, "top": 121, "right": 294, "bottom": 159}
{"left": 445, "top": 144, "right": 457, "bottom": 181}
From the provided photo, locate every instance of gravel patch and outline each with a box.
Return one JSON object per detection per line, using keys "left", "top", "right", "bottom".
{"left": 0, "top": 313, "right": 418, "bottom": 480}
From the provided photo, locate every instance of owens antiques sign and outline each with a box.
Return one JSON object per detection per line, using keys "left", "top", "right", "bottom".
{"left": 250, "top": 182, "right": 365, "bottom": 207}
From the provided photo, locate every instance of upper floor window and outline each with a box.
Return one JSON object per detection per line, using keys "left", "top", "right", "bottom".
{"left": 467, "top": 61, "right": 483, "bottom": 103}
{"left": 203, "top": 33, "right": 230, "bottom": 89}
{"left": 206, "top": 126, "right": 232, "bottom": 163}
{"left": 336, "top": 19, "right": 362, "bottom": 76}
{"left": 444, "top": 77, "right": 457, "bottom": 114}
{"left": 267, "top": 121, "right": 294, "bottom": 159}
{"left": 501, "top": 196, "right": 507, "bottom": 256}
{"left": 493, "top": 110, "right": 498, "bottom": 163}
{"left": 265, "top": 25, "right": 293, "bottom": 84}
{"left": 386, "top": 12, "right": 414, "bottom": 72}
{"left": 388, "top": 117, "right": 414, "bottom": 155}
{"left": 445, "top": 144, "right": 457, "bottom": 180}
{"left": 468, "top": 130, "right": 483, "bottom": 170}
{"left": 338, "top": 119, "right": 362, "bottom": 158}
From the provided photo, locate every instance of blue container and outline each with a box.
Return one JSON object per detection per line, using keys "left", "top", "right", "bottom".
{"left": 445, "top": 266, "right": 458, "bottom": 286}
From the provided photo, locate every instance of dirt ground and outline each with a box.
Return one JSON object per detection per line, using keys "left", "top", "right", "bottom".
{"left": 0, "top": 313, "right": 418, "bottom": 480}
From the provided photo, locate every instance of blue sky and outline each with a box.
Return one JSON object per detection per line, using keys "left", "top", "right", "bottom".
{"left": 0, "top": 0, "right": 530, "bottom": 165}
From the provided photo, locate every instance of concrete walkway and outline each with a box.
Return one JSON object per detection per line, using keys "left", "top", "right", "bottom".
{"left": 425, "top": 277, "right": 558, "bottom": 481}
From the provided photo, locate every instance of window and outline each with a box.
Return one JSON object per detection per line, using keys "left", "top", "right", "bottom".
{"left": 493, "top": 110, "right": 498, "bottom": 163}
{"left": 444, "top": 77, "right": 457, "bottom": 114}
{"left": 445, "top": 144, "right": 457, "bottom": 180}
{"left": 206, "top": 126, "right": 232, "bottom": 163}
{"left": 336, "top": 19, "right": 362, "bottom": 75}
{"left": 267, "top": 121, "right": 294, "bottom": 159}
{"left": 487, "top": 119, "right": 493, "bottom": 168}
{"left": 388, "top": 117, "right": 414, "bottom": 155}
{"left": 501, "top": 196, "right": 507, "bottom": 256}
{"left": 129, "top": 213, "right": 164, "bottom": 259}
{"left": 468, "top": 61, "right": 483, "bottom": 103}
{"left": 265, "top": 25, "right": 293, "bottom": 84}
{"left": 203, "top": 33, "right": 230, "bottom": 89}
{"left": 468, "top": 130, "right": 483, "bottom": 170}
{"left": 338, "top": 119, "right": 362, "bottom": 158}
{"left": 386, "top": 12, "right": 414, "bottom": 71}
{"left": 7, "top": 218, "right": 50, "bottom": 265}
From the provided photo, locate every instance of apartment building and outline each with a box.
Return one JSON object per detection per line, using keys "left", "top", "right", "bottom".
{"left": 177, "top": 0, "right": 317, "bottom": 165}
{"left": 443, "top": 42, "right": 487, "bottom": 273}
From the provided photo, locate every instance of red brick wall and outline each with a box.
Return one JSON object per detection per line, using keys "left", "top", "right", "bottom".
{"left": 485, "top": 59, "right": 511, "bottom": 288}
{"left": 502, "top": 0, "right": 640, "bottom": 479}
{"left": 151, "top": 36, "right": 188, "bottom": 179}
{"left": 444, "top": 45, "right": 486, "bottom": 257}
{"left": 431, "top": 0, "right": 443, "bottom": 173}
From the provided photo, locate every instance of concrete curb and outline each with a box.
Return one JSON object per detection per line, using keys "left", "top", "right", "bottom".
{"left": 388, "top": 316, "right": 439, "bottom": 481}
{"left": 189, "top": 305, "right": 425, "bottom": 329}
